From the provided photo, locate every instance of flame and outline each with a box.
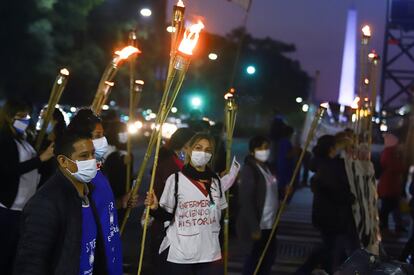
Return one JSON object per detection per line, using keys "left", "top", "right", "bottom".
{"left": 115, "top": 46, "right": 140, "bottom": 60}
{"left": 224, "top": 92, "right": 234, "bottom": 100}
{"left": 320, "top": 102, "right": 329, "bottom": 109}
{"left": 176, "top": 0, "right": 185, "bottom": 7}
{"left": 351, "top": 97, "right": 360, "bottom": 109}
{"left": 105, "top": 81, "right": 115, "bottom": 87}
{"left": 364, "top": 78, "right": 370, "bottom": 85}
{"left": 60, "top": 68, "right": 69, "bottom": 76}
{"left": 362, "top": 25, "right": 371, "bottom": 37}
{"left": 178, "top": 21, "right": 204, "bottom": 55}
{"left": 368, "top": 50, "right": 377, "bottom": 59}
{"left": 135, "top": 80, "right": 145, "bottom": 85}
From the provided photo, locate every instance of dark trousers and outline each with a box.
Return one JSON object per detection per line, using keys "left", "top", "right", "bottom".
{"left": 0, "top": 207, "right": 21, "bottom": 275}
{"left": 379, "top": 197, "right": 402, "bottom": 230}
{"left": 242, "top": 229, "right": 277, "bottom": 275}
{"left": 160, "top": 248, "right": 223, "bottom": 275}
{"left": 320, "top": 230, "right": 359, "bottom": 274}
{"left": 400, "top": 207, "right": 414, "bottom": 262}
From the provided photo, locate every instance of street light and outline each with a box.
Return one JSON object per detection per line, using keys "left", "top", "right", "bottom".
{"left": 140, "top": 8, "right": 152, "bottom": 17}
{"left": 302, "top": 104, "right": 309, "bottom": 112}
{"left": 296, "top": 97, "right": 303, "bottom": 103}
{"left": 208, "top": 53, "right": 218, "bottom": 60}
{"left": 246, "top": 65, "right": 256, "bottom": 75}
{"left": 191, "top": 96, "right": 202, "bottom": 109}
{"left": 171, "top": 107, "right": 178, "bottom": 113}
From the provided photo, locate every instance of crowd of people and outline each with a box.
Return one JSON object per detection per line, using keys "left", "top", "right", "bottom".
{"left": 1, "top": 97, "right": 414, "bottom": 275}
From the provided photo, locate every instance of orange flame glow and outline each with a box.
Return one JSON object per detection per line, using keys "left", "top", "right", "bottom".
{"left": 362, "top": 25, "right": 371, "bottom": 38}
{"left": 60, "top": 68, "right": 69, "bottom": 76}
{"left": 114, "top": 46, "right": 140, "bottom": 60}
{"left": 178, "top": 21, "right": 204, "bottom": 55}
{"left": 176, "top": 0, "right": 185, "bottom": 7}
{"left": 351, "top": 97, "right": 360, "bottom": 109}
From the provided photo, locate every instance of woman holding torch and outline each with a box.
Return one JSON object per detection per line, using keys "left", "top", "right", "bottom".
{"left": 145, "top": 133, "right": 227, "bottom": 275}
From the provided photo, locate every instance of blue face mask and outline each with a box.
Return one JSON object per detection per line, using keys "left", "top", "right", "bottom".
{"left": 13, "top": 118, "right": 30, "bottom": 134}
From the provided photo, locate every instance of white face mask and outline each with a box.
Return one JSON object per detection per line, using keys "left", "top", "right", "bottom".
{"left": 93, "top": 136, "right": 108, "bottom": 161}
{"left": 67, "top": 158, "right": 97, "bottom": 183}
{"left": 118, "top": 132, "right": 128, "bottom": 144}
{"left": 254, "top": 149, "right": 270, "bottom": 162}
{"left": 191, "top": 151, "right": 212, "bottom": 167}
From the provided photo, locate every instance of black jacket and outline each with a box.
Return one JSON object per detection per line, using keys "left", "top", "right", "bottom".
{"left": 236, "top": 156, "right": 270, "bottom": 240}
{"left": 13, "top": 170, "right": 108, "bottom": 275}
{"left": 0, "top": 127, "right": 42, "bottom": 208}
{"left": 311, "top": 156, "right": 355, "bottom": 234}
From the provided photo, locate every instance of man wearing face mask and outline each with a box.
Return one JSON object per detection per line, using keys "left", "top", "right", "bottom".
{"left": 13, "top": 129, "right": 111, "bottom": 275}
{"left": 237, "top": 135, "right": 279, "bottom": 275}
{"left": 68, "top": 108, "right": 137, "bottom": 275}
{"left": 0, "top": 99, "right": 54, "bottom": 274}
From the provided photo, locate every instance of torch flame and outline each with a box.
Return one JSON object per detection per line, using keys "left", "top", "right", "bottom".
{"left": 368, "top": 50, "right": 377, "bottom": 59}
{"left": 60, "top": 68, "right": 69, "bottom": 76}
{"left": 362, "top": 25, "right": 371, "bottom": 38}
{"left": 320, "top": 102, "right": 329, "bottom": 109}
{"left": 178, "top": 21, "right": 204, "bottom": 55}
{"left": 115, "top": 46, "right": 140, "bottom": 60}
{"left": 135, "top": 80, "right": 145, "bottom": 85}
{"left": 176, "top": 0, "right": 185, "bottom": 7}
{"left": 351, "top": 96, "right": 360, "bottom": 109}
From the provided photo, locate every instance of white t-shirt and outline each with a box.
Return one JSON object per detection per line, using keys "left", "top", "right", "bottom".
{"left": 257, "top": 164, "right": 278, "bottom": 230}
{"left": 0, "top": 139, "right": 40, "bottom": 211}
{"left": 159, "top": 172, "right": 227, "bottom": 264}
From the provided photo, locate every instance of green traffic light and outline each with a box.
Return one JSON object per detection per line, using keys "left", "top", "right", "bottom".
{"left": 191, "top": 96, "right": 202, "bottom": 108}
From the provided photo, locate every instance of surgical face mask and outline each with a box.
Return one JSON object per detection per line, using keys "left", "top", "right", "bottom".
{"left": 13, "top": 118, "right": 30, "bottom": 134}
{"left": 191, "top": 151, "right": 212, "bottom": 167}
{"left": 118, "top": 132, "right": 128, "bottom": 144}
{"left": 93, "top": 136, "right": 108, "bottom": 161}
{"left": 254, "top": 149, "right": 270, "bottom": 162}
{"left": 67, "top": 158, "right": 97, "bottom": 183}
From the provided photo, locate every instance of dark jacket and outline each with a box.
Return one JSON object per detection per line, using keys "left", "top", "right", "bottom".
{"left": 13, "top": 170, "right": 108, "bottom": 275}
{"left": 0, "top": 127, "right": 42, "bottom": 208}
{"left": 311, "top": 156, "right": 355, "bottom": 234}
{"left": 377, "top": 146, "right": 405, "bottom": 198}
{"left": 102, "top": 149, "right": 130, "bottom": 200}
{"left": 236, "top": 156, "right": 269, "bottom": 241}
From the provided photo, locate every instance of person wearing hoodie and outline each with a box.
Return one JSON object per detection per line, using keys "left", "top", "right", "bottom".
{"left": 237, "top": 136, "right": 279, "bottom": 275}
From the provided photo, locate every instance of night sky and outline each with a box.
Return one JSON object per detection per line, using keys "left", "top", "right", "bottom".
{"left": 167, "top": 0, "right": 387, "bottom": 103}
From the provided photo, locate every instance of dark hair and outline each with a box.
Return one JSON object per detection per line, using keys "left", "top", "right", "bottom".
{"left": 54, "top": 129, "right": 91, "bottom": 157}
{"left": 51, "top": 108, "right": 66, "bottom": 141}
{"left": 67, "top": 108, "right": 101, "bottom": 138}
{"left": 168, "top": 128, "right": 195, "bottom": 151}
{"left": 249, "top": 135, "right": 270, "bottom": 153}
{"left": 0, "top": 98, "right": 32, "bottom": 131}
{"left": 312, "top": 135, "right": 336, "bottom": 159}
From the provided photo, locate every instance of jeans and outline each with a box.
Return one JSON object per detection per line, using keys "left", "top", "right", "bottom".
{"left": 242, "top": 229, "right": 277, "bottom": 275}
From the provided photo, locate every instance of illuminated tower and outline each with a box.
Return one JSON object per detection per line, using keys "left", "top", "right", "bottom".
{"left": 338, "top": 8, "right": 357, "bottom": 106}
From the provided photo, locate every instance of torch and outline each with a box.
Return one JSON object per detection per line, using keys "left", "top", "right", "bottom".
{"left": 91, "top": 45, "right": 140, "bottom": 114}
{"left": 126, "top": 80, "right": 144, "bottom": 193}
{"left": 367, "top": 51, "right": 380, "bottom": 156}
{"left": 119, "top": 21, "right": 205, "bottom": 238}
{"left": 253, "top": 103, "right": 328, "bottom": 275}
{"left": 135, "top": 21, "right": 204, "bottom": 275}
{"left": 354, "top": 25, "right": 371, "bottom": 146}
{"left": 223, "top": 88, "right": 237, "bottom": 275}
{"left": 35, "top": 68, "right": 69, "bottom": 151}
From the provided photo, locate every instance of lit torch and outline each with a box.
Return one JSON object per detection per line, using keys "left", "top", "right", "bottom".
{"left": 91, "top": 45, "right": 140, "bottom": 114}
{"left": 253, "top": 103, "right": 328, "bottom": 275}
{"left": 223, "top": 87, "right": 237, "bottom": 275}
{"left": 122, "top": 22, "right": 204, "bottom": 275}
{"left": 35, "top": 68, "right": 69, "bottom": 151}
{"left": 367, "top": 50, "right": 380, "bottom": 157}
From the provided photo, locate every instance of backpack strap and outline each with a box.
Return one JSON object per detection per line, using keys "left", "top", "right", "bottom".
{"left": 171, "top": 172, "right": 179, "bottom": 220}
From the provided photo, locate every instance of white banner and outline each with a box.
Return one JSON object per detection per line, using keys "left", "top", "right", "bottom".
{"left": 344, "top": 155, "right": 380, "bottom": 255}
